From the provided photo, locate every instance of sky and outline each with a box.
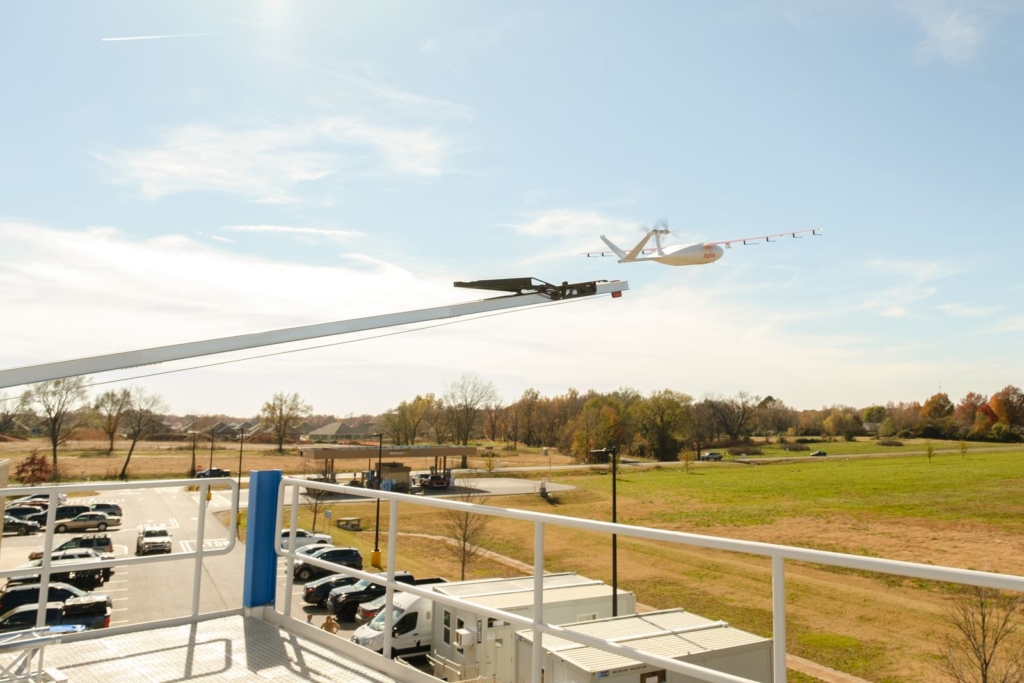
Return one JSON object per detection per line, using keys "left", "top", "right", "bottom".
{"left": 1, "top": 1, "right": 1023, "bottom": 417}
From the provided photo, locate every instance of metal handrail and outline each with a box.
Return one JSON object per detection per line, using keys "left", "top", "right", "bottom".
{"left": 276, "top": 475, "right": 1024, "bottom": 683}
{"left": 3, "top": 478, "right": 239, "bottom": 629}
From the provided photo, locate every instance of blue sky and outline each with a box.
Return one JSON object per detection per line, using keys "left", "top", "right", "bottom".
{"left": 1, "top": 1, "right": 1022, "bottom": 416}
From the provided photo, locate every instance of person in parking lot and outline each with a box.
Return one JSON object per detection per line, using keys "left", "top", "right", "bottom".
{"left": 321, "top": 614, "right": 339, "bottom": 634}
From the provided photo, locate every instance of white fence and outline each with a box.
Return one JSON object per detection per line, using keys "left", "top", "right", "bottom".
{"left": 274, "top": 475, "right": 1024, "bottom": 683}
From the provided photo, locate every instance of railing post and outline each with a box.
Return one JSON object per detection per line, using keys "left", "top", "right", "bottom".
{"left": 192, "top": 482, "right": 209, "bottom": 616}
{"left": 34, "top": 493, "right": 59, "bottom": 628}
{"left": 532, "top": 521, "right": 544, "bottom": 683}
{"left": 243, "top": 470, "right": 282, "bottom": 609}
{"left": 283, "top": 483, "right": 300, "bottom": 617}
{"left": 383, "top": 498, "right": 399, "bottom": 657}
{"left": 772, "top": 554, "right": 786, "bottom": 683}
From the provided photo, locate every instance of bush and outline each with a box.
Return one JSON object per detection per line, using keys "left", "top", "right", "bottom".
{"left": 876, "top": 438, "right": 904, "bottom": 447}
{"left": 780, "top": 444, "right": 810, "bottom": 451}
{"left": 727, "top": 446, "right": 763, "bottom": 456}
{"left": 795, "top": 438, "right": 824, "bottom": 444}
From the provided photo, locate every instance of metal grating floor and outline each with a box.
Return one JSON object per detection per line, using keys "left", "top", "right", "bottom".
{"left": 41, "top": 616, "right": 398, "bottom": 683}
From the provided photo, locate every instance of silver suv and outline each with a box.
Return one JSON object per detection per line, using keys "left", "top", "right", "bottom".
{"left": 136, "top": 525, "right": 173, "bottom": 555}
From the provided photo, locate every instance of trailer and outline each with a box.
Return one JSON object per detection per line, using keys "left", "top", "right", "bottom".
{"left": 428, "top": 573, "right": 636, "bottom": 683}
{"left": 515, "top": 609, "right": 773, "bottom": 683}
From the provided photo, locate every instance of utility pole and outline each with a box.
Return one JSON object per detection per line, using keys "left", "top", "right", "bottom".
{"left": 371, "top": 433, "right": 384, "bottom": 568}
{"left": 237, "top": 426, "right": 245, "bottom": 486}
{"left": 590, "top": 446, "right": 620, "bottom": 616}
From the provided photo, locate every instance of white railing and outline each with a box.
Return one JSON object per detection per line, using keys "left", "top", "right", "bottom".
{"left": 275, "top": 476, "right": 1024, "bottom": 683}
{"left": 1, "top": 479, "right": 239, "bottom": 631}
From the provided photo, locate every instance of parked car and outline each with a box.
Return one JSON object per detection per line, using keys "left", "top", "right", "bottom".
{"left": 4, "top": 516, "right": 40, "bottom": 536}
{"left": 9, "top": 559, "right": 106, "bottom": 590}
{"left": 89, "top": 502, "right": 123, "bottom": 518}
{"left": 0, "top": 598, "right": 110, "bottom": 633}
{"left": 29, "top": 535, "right": 113, "bottom": 561}
{"left": 292, "top": 547, "right": 363, "bottom": 582}
{"left": 701, "top": 452, "right": 724, "bottom": 461}
{"left": 281, "top": 528, "right": 332, "bottom": 549}
{"left": 54, "top": 505, "right": 91, "bottom": 521}
{"left": 136, "top": 525, "right": 173, "bottom": 555}
{"left": 54, "top": 512, "right": 120, "bottom": 534}
{"left": 46, "top": 548, "right": 116, "bottom": 581}
{"left": 0, "top": 582, "right": 110, "bottom": 616}
{"left": 4, "top": 506, "right": 44, "bottom": 520}
{"left": 354, "top": 594, "right": 387, "bottom": 624}
{"left": 810, "top": 450, "right": 828, "bottom": 457}
{"left": 294, "top": 543, "right": 335, "bottom": 558}
{"left": 195, "top": 467, "right": 231, "bottom": 478}
{"left": 329, "top": 574, "right": 446, "bottom": 622}
{"left": 302, "top": 573, "right": 365, "bottom": 608}
{"left": 13, "top": 493, "right": 66, "bottom": 505}
{"left": 23, "top": 511, "right": 49, "bottom": 527}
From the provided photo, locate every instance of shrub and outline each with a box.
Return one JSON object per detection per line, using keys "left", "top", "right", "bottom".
{"left": 780, "top": 444, "right": 810, "bottom": 451}
{"left": 727, "top": 446, "right": 763, "bottom": 456}
{"left": 795, "top": 437, "right": 823, "bottom": 444}
{"left": 876, "top": 438, "right": 904, "bottom": 447}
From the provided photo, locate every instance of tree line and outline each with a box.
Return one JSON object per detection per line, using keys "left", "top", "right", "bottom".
{"left": 3, "top": 375, "right": 1022, "bottom": 478}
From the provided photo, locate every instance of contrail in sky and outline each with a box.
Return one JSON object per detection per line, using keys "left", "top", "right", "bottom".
{"left": 101, "top": 33, "right": 222, "bottom": 42}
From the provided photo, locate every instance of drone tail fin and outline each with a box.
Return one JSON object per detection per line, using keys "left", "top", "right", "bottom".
{"left": 600, "top": 235, "right": 629, "bottom": 262}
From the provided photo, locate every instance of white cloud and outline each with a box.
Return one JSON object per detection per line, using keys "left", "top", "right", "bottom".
{"left": 901, "top": 2, "right": 984, "bottom": 63}
{"left": 861, "top": 258, "right": 957, "bottom": 316}
{"left": 936, "top": 301, "right": 1002, "bottom": 317}
{"left": 95, "top": 117, "right": 453, "bottom": 202}
{"left": 421, "top": 39, "right": 438, "bottom": 53}
{"left": 223, "top": 225, "right": 362, "bottom": 241}
{"left": 508, "top": 209, "right": 639, "bottom": 238}
{"left": 2, "top": 222, "right": 1018, "bottom": 416}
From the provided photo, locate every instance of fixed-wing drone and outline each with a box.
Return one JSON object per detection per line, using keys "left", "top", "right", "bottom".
{"left": 586, "top": 223, "right": 823, "bottom": 267}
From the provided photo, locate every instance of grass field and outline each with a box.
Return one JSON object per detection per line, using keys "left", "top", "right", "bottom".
{"left": 254, "top": 446, "right": 1024, "bottom": 683}
{"left": 7, "top": 436, "right": 1023, "bottom": 681}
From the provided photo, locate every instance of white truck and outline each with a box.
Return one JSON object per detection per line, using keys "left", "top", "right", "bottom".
{"left": 351, "top": 589, "right": 436, "bottom": 658}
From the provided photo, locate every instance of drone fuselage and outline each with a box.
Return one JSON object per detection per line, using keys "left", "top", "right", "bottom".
{"left": 649, "top": 243, "right": 724, "bottom": 266}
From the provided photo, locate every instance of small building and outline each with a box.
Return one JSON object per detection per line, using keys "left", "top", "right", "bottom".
{"left": 307, "top": 421, "right": 379, "bottom": 443}
{"left": 515, "top": 609, "right": 773, "bottom": 683}
{"left": 429, "top": 573, "right": 636, "bottom": 683}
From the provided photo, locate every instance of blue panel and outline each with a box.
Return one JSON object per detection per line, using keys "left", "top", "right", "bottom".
{"left": 243, "top": 470, "right": 282, "bottom": 608}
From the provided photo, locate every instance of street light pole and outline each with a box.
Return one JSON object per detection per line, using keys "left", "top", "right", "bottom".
{"left": 611, "top": 446, "right": 618, "bottom": 617}
{"left": 371, "top": 433, "right": 384, "bottom": 568}
{"left": 209, "top": 427, "right": 215, "bottom": 471}
{"left": 237, "top": 426, "right": 245, "bottom": 486}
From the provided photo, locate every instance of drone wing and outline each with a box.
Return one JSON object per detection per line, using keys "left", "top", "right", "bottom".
{"left": 703, "top": 228, "right": 823, "bottom": 248}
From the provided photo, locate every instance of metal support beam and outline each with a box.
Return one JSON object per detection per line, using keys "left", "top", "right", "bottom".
{"left": 0, "top": 280, "right": 628, "bottom": 389}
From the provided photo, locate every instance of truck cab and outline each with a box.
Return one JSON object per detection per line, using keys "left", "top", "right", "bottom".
{"left": 351, "top": 586, "right": 445, "bottom": 657}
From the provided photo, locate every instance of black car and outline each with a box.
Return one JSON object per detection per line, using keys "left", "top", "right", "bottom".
{"left": 327, "top": 573, "right": 415, "bottom": 621}
{"left": 4, "top": 506, "right": 43, "bottom": 520}
{"left": 302, "top": 573, "right": 365, "bottom": 608}
{"left": 0, "top": 582, "right": 108, "bottom": 616}
{"left": 23, "top": 511, "right": 49, "bottom": 527}
{"left": 292, "top": 547, "right": 363, "bottom": 582}
{"left": 3, "top": 516, "right": 40, "bottom": 536}
{"left": 810, "top": 450, "right": 828, "bottom": 457}
{"left": 54, "top": 505, "right": 90, "bottom": 520}
{"left": 195, "top": 467, "right": 231, "bottom": 478}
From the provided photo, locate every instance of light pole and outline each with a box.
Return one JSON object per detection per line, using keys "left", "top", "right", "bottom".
{"left": 188, "top": 430, "right": 198, "bottom": 476}
{"left": 591, "top": 446, "right": 620, "bottom": 617}
{"left": 237, "top": 426, "right": 245, "bottom": 486}
{"left": 209, "top": 427, "right": 216, "bottom": 471}
{"left": 371, "top": 432, "right": 384, "bottom": 568}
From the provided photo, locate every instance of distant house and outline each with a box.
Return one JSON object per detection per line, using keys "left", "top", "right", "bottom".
{"left": 307, "top": 421, "right": 379, "bottom": 443}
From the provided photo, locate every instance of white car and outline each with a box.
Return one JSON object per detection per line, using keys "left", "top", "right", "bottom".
{"left": 280, "top": 529, "right": 331, "bottom": 549}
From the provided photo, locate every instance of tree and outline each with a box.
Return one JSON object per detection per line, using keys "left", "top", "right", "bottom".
{"left": 862, "top": 405, "right": 887, "bottom": 425}
{"left": 0, "top": 391, "right": 21, "bottom": 435}
{"left": 633, "top": 390, "right": 691, "bottom": 461}
{"left": 925, "top": 441, "right": 936, "bottom": 463}
{"left": 960, "top": 440, "right": 970, "bottom": 459}
{"left": 260, "top": 392, "right": 313, "bottom": 452}
{"left": 922, "top": 393, "right": 956, "bottom": 420}
{"left": 878, "top": 417, "right": 897, "bottom": 438}
{"left": 991, "top": 386, "right": 1024, "bottom": 434}
{"left": 22, "top": 377, "right": 88, "bottom": 478}
{"left": 441, "top": 486, "right": 492, "bottom": 581}
{"left": 93, "top": 389, "right": 131, "bottom": 453}
{"left": 444, "top": 374, "right": 500, "bottom": 445}
{"left": 423, "top": 393, "right": 452, "bottom": 444}
{"left": 957, "top": 393, "right": 989, "bottom": 433}
{"left": 14, "top": 449, "right": 53, "bottom": 485}
{"left": 823, "top": 407, "right": 863, "bottom": 441}
{"left": 939, "top": 585, "right": 1024, "bottom": 683}
{"left": 755, "top": 396, "right": 796, "bottom": 440}
{"left": 119, "top": 388, "right": 168, "bottom": 480}
{"left": 684, "top": 398, "right": 717, "bottom": 459}
{"left": 707, "top": 392, "right": 759, "bottom": 442}
{"left": 483, "top": 400, "right": 505, "bottom": 442}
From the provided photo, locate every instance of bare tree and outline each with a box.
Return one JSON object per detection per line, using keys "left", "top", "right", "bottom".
{"left": 22, "top": 378, "right": 89, "bottom": 478}
{"left": 119, "top": 388, "right": 168, "bottom": 480}
{"left": 424, "top": 393, "right": 453, "bottom": 444}
{"left": 0, "top": 391, "right": 21, "bottom": 435}
{"left": 94, "top": 388, "right": 131, "bottom": 453}
{"left": 707, "top": 391, "right": 760, "bottom": 442}
{"left": 444, "top": 374, "right": 500, "bottom": 446}
{"left": 441, "top": 486, "right": 492, "bottom": 581}
{"left": 260, "top": 391, "right": 312, "bottom": 452}
{"left": 939, "top": 585, "right": 1024, "bottom": 683}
